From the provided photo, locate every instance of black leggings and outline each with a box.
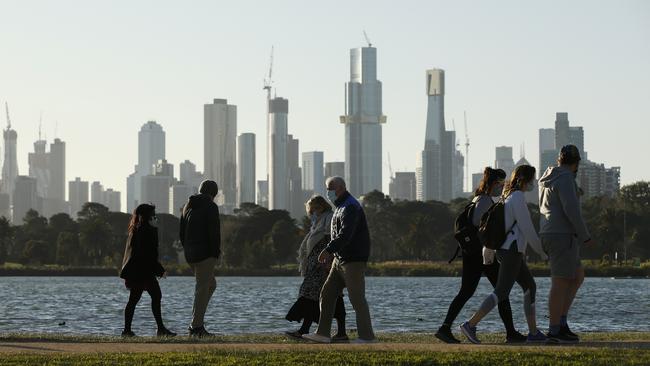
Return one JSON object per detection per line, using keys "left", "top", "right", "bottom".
{"left": 124, "top": 279, "right": 164, "bottom": 330}
{"left": 442, "top": 253, "right": 517, "bottom": 334}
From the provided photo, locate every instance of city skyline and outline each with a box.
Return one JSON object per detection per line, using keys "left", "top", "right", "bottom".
{"left": 0, "top": 1, "right": 648, "bottom": 213}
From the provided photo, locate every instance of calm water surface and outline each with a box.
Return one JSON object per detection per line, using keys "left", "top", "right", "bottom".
{"left": 0, "top": 276, "right": 647, "bottom": 335}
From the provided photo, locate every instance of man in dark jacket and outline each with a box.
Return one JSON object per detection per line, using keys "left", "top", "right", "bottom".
{"left": 180, "top": 180, "right": 221, "bottom": 337}
{"left": 303, "top": 176, "right": 376, "bottom": 344}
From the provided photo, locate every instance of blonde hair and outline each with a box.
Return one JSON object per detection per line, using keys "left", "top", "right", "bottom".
{"left": 304, "top": 195, "right": 332, "bottom": 214}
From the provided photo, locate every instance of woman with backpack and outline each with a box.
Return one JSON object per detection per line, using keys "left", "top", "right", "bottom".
{"left": 460, "top": 165, "right": 548, "bottom": 344}
{"left": 119, "top": 204, "right": 176, "bottom": 337}
{"left": 435, "top": 167, "right": 527, "bottom": 344}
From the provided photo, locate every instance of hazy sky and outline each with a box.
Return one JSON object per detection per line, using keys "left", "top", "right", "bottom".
{"left": 1, "top": 0, "right": 648, "bottom": 211}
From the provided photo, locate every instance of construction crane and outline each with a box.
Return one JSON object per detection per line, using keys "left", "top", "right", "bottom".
{"left": 5, "top": 102, "right": 11, "bottom": 129}
{"left": 464, "top": 111, "right": 470, "bottom": 193}
{"left": 388, "top": 152, "right": 393, "bottom": 179}
{"left": 263, "top": 46, "right": 274, "bottom": 101}
{"left": 363, "top": 30, "right": 372, "bottom": 47}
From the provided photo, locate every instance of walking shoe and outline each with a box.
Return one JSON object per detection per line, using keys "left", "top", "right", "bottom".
{"left": 506, "top": 331, "right": 527, "bottom": 343}
{"left": 189, "top": 326, "right": 213, "bottom": 338}
{"left": 435, "top": 326, "right": 461, "bottom": 344}
{"left": 302, "top": 333, "right": 331, "bottom": 343}
{"left": 331, "top": 334, "right": 350, "bottom": 343}
{"left": 156, "top": 327, "right": 177, "bottom": 337}
{"left": 560, "top": 325, "right": 580, "bottom": 342}
{"left": 459, "top": 322, "right": 480, "bottom": 344}
{"left": 351, "top": 337, "right": 378, "bottom": 344}
{"left": 546, "top": 332, "right": 578, "bottom": 344}
{"left": 121, "top": 330, "right": 136, "bottom": 337}
{"left": 284, "top": 330, "right": 303, "bottom": 340}
{"left": 526, "top": 330, "right": 547, "bottom": 343}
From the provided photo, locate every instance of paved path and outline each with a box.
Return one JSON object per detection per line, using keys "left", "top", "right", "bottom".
{"left": 0, "top": 340, "right": 648, "bottom": 354}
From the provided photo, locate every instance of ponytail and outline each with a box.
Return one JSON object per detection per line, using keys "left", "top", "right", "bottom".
{"left": 475, "top": 167, "right": 507, "bottom": 196}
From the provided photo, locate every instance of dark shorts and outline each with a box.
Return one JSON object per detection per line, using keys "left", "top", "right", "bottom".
{"left": 541, "top": 234, "right": 582, "bottom": 279}
{"left": 124, "top": 277, "right": 158, "bottom": 292}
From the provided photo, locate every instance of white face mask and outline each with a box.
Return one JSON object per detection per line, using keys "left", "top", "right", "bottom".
{"left": 326, "top": 190, "right": 338, "bottom": 203}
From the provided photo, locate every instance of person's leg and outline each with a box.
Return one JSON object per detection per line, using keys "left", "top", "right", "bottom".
{"left": 314, "top": 260, "right": 345, "bottom": 338}
{"left": 549, "top": 276, "right": 571, "bottom": 334}
{"left": 514, "top": 259, "right": 538, "bottom": 334}
{"left": 191, "top": 257, "right": 217, "bottom": 329}
{"left": 341, "top": 262, "right": 375, "bottom": 341}
{"left": 441, "top": 254, "right": 483, "bottom": 328}
{"left": 562, "top": 246, "right": 585, "bottom": 327}
{"left": 298, "top": 299, "right": 316, "bottom": 334}
{"left": 483, "top": 261, "right": 517, "bottom": 335}
{"left": 146, "top": 280, "right": 165, "bottom": 329}
{"left": 124, "top": 288, "right": 143, "bottom": 332}
{"left": 334, "top": 296, "right": 347, "bottom": 337}
{"left": 544, "top": 235, "right": 578, "bottom": 336}
{"left": 469, "top": 249, "right": 522, "bottom": 327}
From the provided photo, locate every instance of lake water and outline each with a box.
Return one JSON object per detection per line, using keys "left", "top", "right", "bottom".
{"left": 0, "top": 277, "right": 648, "bottom": 336}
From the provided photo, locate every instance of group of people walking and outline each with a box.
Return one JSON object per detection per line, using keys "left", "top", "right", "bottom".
{"left": 119, "top": 144, "right": 591, "bottom": 345}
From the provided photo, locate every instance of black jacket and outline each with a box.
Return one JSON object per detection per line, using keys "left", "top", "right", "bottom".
{"left": 119, "top": 225, "right": 165, "bottom": 280}
{"left": 325, "top": 191, "right": 371, "bottom": 263}
{"left": 179, "top": 193, "right": 221, "bottom": 263}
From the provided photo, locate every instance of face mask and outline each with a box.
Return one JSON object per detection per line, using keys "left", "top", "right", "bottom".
{"left": 310, "top": 212, "right": 318, "bottom": 224}
{"left": 149, "top": 216, "right": 159, "bottom": 227}
{"left": 491, "top": 185, "right": 504, "bottom": 197}
{"left": 327, "top": 190, "right": 338, "bottom": 203}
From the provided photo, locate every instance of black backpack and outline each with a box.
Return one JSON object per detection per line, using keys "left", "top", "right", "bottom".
{"left": 449, "top": 200, "right": 482, "bottom": 262}
{"left": 478, "top": 198, "right": 517, "bottom": 250}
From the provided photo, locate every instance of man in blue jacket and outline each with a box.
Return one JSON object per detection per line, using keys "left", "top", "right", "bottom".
{"left": 303, "top": 176, "right": 376, "bottom": 344}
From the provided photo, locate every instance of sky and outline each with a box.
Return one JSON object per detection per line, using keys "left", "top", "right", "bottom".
{"left": 0, "top": 0, "right": 648, "bottom": 211}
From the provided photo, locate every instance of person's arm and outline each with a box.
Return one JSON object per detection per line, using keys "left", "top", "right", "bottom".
{"left": 150, "top": 228, "right": 165, "bottom": 277}
{"left": 558, "top": 177, "right": 591, "bottom": 242}
{"left": 513, "top": 192, "right": 546, "bottom": 259}
{"left": 472, "top": 196, "right": 492, "bottom": 227}
{"left": 208, "top": 204, "right": 221, "bottom": 258}
{"left": 325, "top": 205, "right": 359, "bottom": 254}
{"left": 179, "top": 206, "right": 186, "bottom": 248}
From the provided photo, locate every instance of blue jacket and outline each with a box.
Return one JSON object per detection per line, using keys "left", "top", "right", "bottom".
{"left": 325, "top": 191, "right": 371, "bottom": 263}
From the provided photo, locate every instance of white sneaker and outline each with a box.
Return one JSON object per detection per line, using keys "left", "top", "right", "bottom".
{"left": 302, "top": 333, "right": 332, "bottom": 344}
{"left": 351, "top": 338, "right": 378, "bottom": 344}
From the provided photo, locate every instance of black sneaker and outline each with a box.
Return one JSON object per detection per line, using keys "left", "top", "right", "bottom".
{"left": 121, "top": 330, "right": 136, "bottom": 337}
{"left": 546, "top": 332, "right": 578, "bottom": 344}
{"left": 506, "top": 330, "right": 527, "bottom": 343}
{"left": 560, "top": 325, "right": 579, "bottom": 342}
{"left": 435, "top": 326, "right": 461, "bottom": 344}
{"left": 189, "top": 326, "right": 213, "bottom": 338}
{"left": 157, "top": 327, "right": 177, "bottom": 337}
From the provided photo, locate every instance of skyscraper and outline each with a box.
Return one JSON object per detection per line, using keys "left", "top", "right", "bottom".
{"left": 12, "top": 176, "right": 39, "bottom": 224}
{"left": 268, "top": 97, "right": 289, "bottom": 210}
{"left": 28, "top": 138, "right": 48, "bottom": 198}
{"left": 204, "top": 99, "right": 237, "bottom": 213}
{"left": 287, "top": 134, "right": 304, "bottom": 218}
{"left": 539, "top": 128, "right": 556, "bottom": 176}
{"left": 302, "top": 151, "right": 325, "bottom": 196}
{"left": 68, "top": 177, "right": 89, "bottom": 218}
{"left": 237, "top": 133, "right": 256, "bottom": 205}
{"left": 91, "top": 181, "right": 121, "bottom": 212}
{"left": 417, "top": 69, "right": 463, "bottom": 202}
{"left": 170, "top": 183, "right": 194, "bottom": 217}
{"left": 128, "top": 121, "right": 166, "bottom": 213}
{"left": 495, "top": 146, "right": 515, "bottom": 177}
{"left": 340, "top": 46, "right": 386, "bottom": 196}
{"left": 324, "top": 162, "right": 345, "bottom": 180}
{"left": 141, "top": 175, "right": 170, "bottom": 214}
{"left": 179, "top": 160, "right": 203, "bottom": 191}
{"left": 2, "top": 119, "right": 19, "bottom": 204}
{"left": 257, "top": 180, "right": 269, "bottom": 208}
{"left": 48, "top": 138, "right": 66, "bottom": 202}
{"left": 389, "top": 172, "right": 417, "bottom": 201}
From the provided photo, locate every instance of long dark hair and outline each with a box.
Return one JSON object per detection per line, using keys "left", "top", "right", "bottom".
{"left": 474, "top": 167, "right": 507, "bottom": 196}
{"left": 503, "top": 165, "right": 536, "bottom": 197}
{"left": 128, "top": 204, "right": 156, "bottom": 235}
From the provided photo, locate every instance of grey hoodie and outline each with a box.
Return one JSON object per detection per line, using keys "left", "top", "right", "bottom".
{"left": 538, "top": 166, "right": 590, "bottom": 242}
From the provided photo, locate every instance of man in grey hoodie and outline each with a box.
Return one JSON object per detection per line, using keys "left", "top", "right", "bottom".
{"left": 538, "top": 145, "right": 594, "bottom": 343}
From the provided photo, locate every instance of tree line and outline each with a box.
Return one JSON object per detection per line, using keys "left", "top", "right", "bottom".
{"left": 0, "top": 182, "right": 647, "bottom": 268}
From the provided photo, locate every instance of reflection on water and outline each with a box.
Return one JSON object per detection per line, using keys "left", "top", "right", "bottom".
{"left": 0, "top": 276, "right": 648, "bottom": 335}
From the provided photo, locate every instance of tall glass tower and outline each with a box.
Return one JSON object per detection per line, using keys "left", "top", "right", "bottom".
{"left": 340, "top": 47, "right": 386, "bottom": 196}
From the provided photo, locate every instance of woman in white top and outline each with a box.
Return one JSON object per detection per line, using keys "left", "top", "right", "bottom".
{"left": 460, "top": 165, "right": 548, "bottom": 344}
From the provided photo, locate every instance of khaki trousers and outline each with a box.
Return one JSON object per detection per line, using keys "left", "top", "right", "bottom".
{"left": 316, "top": 258, "right": 375, "bottom": 340}
{"left": 190, "top": 257, "right": 217, "bottom": 329}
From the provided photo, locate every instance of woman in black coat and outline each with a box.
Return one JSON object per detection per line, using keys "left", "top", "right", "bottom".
{"left": 120, "top": 204, "right": 175, "bottom": 337}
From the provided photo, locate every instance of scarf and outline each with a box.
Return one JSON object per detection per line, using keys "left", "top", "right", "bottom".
{"left": 297, "top": 211, "right": 333, "bottom": 276}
